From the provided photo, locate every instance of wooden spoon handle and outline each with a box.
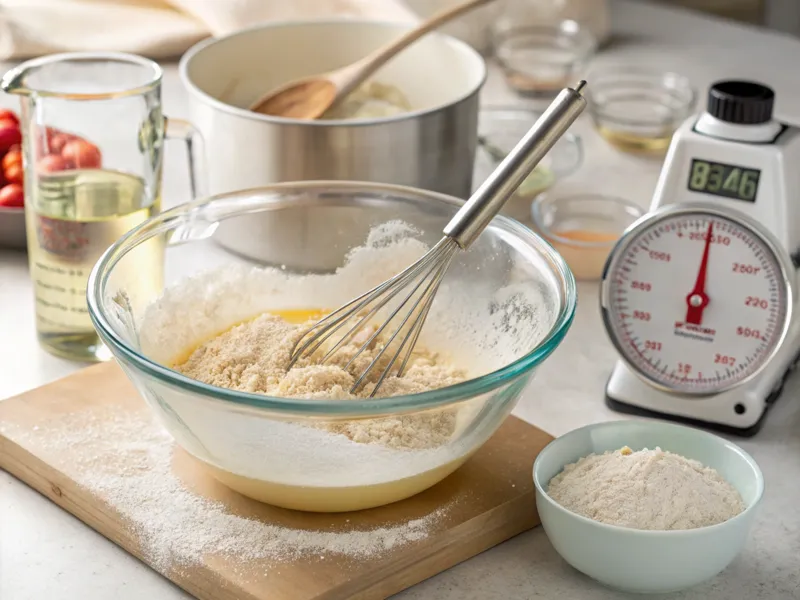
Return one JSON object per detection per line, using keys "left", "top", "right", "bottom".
{"left": 331, "top": 0, "right": 495, "bottom": 96}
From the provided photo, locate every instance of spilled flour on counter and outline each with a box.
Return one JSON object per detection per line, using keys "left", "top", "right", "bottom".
{"left": 547, "top": 446, "right": 745, "bottom": 531}
{"left": 0, "top": 407, "right": 450, "bottom": 573}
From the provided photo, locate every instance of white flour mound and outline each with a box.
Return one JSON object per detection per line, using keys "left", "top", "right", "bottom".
{"left": 0, "top": 408, "right": 450, "bottom": 573}
{"left": 547, "top": 446, "right": 746, "bottom": 531}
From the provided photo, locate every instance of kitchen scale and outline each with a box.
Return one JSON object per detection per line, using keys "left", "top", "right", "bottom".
{"left": 601, "top": 80, "right": 800, "bottom": 436}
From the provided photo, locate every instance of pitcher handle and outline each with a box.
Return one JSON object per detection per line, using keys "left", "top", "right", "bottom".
{"left": 164, "top": 117, "right": 207, "bottom": 200}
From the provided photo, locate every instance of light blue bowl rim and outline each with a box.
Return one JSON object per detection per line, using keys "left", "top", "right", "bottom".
{"left": 87, "top": 181, "right": 578, "bottom": 416}
{"left": 533, "top": 419, "right": 765, "bottom": 536}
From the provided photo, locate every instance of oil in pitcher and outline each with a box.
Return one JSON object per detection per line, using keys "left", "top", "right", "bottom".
{"left": 27, "top": 168, "right": 162, "bottom": 360}
{"left": 0, "top": 53, "right": 188, "bottom": 361}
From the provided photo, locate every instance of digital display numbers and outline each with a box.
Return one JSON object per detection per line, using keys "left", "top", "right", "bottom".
{"left": 687, "top": 159, "right": 761, "bottom": 202}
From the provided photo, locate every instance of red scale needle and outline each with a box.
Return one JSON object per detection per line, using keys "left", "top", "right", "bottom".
{"left": 685, "top": 222, "right": 713, "bottom": 325}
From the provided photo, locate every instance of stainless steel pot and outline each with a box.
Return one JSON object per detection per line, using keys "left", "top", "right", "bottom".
{"left": 179, "top": 20, "right": 486, "bottom": 271}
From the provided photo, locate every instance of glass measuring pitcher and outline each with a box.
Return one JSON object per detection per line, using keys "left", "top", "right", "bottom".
{"left": 1, "top": 52, "right": 204, "bottom": 362}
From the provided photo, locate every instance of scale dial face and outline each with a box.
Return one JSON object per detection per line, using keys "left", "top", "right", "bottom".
{"left": 602, "top": 204, "right": 793, "bottom": 395}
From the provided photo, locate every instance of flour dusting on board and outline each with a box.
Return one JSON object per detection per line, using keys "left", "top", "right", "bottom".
{"left": 0, "top": 408, "right": 450, "bottom": 573}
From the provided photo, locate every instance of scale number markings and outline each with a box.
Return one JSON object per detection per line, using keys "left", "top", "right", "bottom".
{"left": 604, "top": 210, "right": 789, "bottom": 394}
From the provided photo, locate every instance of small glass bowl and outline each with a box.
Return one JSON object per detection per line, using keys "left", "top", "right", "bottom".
{"left": 586, "top": 67, "right": 696, "bottom": 156}
{"left": 475, "top": 106, "right": 583, "bottom": 221}
{"left": 493, "top": 20, "right": 597, "bottom": 98}
{"left": 531, "top": 193, "right": 644, "bottom": 281}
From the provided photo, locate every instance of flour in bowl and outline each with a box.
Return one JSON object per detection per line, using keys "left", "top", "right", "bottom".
{"left": 174, "top": 312, "right": 466, "bottom": 401}
{"left": 547, "top": 446, "right": 746, "bottom": 531}
{"left": 173, "top": 311, "right": 467, "bottom": 450}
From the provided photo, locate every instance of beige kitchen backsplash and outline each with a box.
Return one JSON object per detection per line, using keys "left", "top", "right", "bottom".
{"left": 0, "top": 0, "right": 788, "bottom": 61}
{"left": 0, "top": 0, "right": 419, "bottom": 60}
{"left": 0, "top": 0, "right": 614, "bottom": 60}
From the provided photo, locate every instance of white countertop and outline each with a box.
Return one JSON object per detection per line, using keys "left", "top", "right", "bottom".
{"left": 2, "top": 1, "right": 800, "bottom": 598}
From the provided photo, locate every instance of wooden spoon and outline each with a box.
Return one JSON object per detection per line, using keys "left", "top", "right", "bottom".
{"left": 249, "top": 0, "right": 495, "bottom": 119}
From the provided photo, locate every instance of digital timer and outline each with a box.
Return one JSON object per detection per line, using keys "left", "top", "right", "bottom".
{"left": 602, "top": 80, "right": 800, "bottom": 436}
{"left": 686, "top": 159, "right": 761, "bottom": 202}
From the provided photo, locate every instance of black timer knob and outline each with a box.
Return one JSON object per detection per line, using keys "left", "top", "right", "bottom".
{"left": 707, "top": 81, "right": 775, "bottom": 125}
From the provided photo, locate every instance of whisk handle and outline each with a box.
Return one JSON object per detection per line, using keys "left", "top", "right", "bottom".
{"left": 443, "top": 81, "right": 588, "bottom": 248}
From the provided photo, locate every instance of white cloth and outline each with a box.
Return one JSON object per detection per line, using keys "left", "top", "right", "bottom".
{"left": 0, "top": 0, "right": 419, "bottom": 60}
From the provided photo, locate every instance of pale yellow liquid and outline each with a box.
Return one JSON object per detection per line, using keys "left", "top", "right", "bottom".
{"left": 203, "top": 455, "right": 469, "bottom": 513}
{"left": 597, "top": 125, "right": 673, "bottom": 155}
{"left": 26, "top": 169, "right": 163, "bottom": 361}
{"left": 517, "top": 165, "right": 556, "bottom": 199}
{"left": 177, "top": 308, "right": 470, "bottom": 513}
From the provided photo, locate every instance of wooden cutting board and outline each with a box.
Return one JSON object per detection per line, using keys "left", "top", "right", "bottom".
{"left": 0, "top": 362, "right": 553, "bottom": 600}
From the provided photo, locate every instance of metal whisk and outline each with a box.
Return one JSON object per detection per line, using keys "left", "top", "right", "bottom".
{"left": 289, "top": 81, "right": 588, "bottom": 396}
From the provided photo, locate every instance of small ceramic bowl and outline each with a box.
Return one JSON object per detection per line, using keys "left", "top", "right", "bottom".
{"left": 493, "top": 20, "right": 596, "bottom": 98}
{"left": 533, "top": 420, "right": 764, "bottom": 594}
{"left": 530, "top": 193, "right": 642, "bottom": 281}
{"left": 0, "top": 207, "right": 26, "bottom": 250}
{"left": 586, "top": 67, "right": 696, "bottom": 155}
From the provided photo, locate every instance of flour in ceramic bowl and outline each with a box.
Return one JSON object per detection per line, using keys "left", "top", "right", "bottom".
{"left": 547, "top": 446, "right": 746, "bottom": 531}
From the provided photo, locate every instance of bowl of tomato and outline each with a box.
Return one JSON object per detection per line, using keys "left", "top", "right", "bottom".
{"left": 0, "top": 108, "right": 25, "bottom": 250}
{"left": 0, "top": 108, "right": 103, "bottom": 250}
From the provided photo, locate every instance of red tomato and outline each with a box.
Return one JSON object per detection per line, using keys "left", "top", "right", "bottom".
{"left": 0, "top": 123, "right": 21, "bottom": 154}
{"left": 0, "top": 110, "right": 19, "bottom": 125}
{"left": 62, "top": 139, "right": 101, "bottom": 169}
{"left": 34, "top": 128, "right": 62, "bottom": 157}
{"left": 0, "top": 183, "right": 23, "bottom": 208}
{"left": 46, "top": 127, "right": 75, "bottom": 143}
{"left": 38, "top": 154, "right": 70, "bottom": 173}
{"left": 2, "top": 148, "right": 21, "bottom": 171}
{"left": 48, "top": 133, "right": 71, "bottom": 155}
{"left": 4, "top": 163, "right": 23, "bottom": 184}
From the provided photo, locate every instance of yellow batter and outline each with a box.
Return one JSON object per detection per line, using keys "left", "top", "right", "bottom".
{"left": 168, "top": 308, "right": 327, "bottom": 366}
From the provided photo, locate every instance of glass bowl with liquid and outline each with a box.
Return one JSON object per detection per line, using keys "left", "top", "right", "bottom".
{"left": 475, "top": 107, "right": 583, "bottom": 222}
{"left": 87, "top": 182, "right": 576, "bottom": 513}
{"left": 493, "top": 20, "right": 597, "bottom": 98}
{"left": 531, "top": 193, "right": 644, "bottom": 281}
{"left": 586, "top": 68, "right": 696, "bottom": 155}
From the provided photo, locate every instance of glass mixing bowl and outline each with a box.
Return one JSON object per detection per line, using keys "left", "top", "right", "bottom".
{"left": 87, "top": 182, "right": 576, "bottom": 513}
